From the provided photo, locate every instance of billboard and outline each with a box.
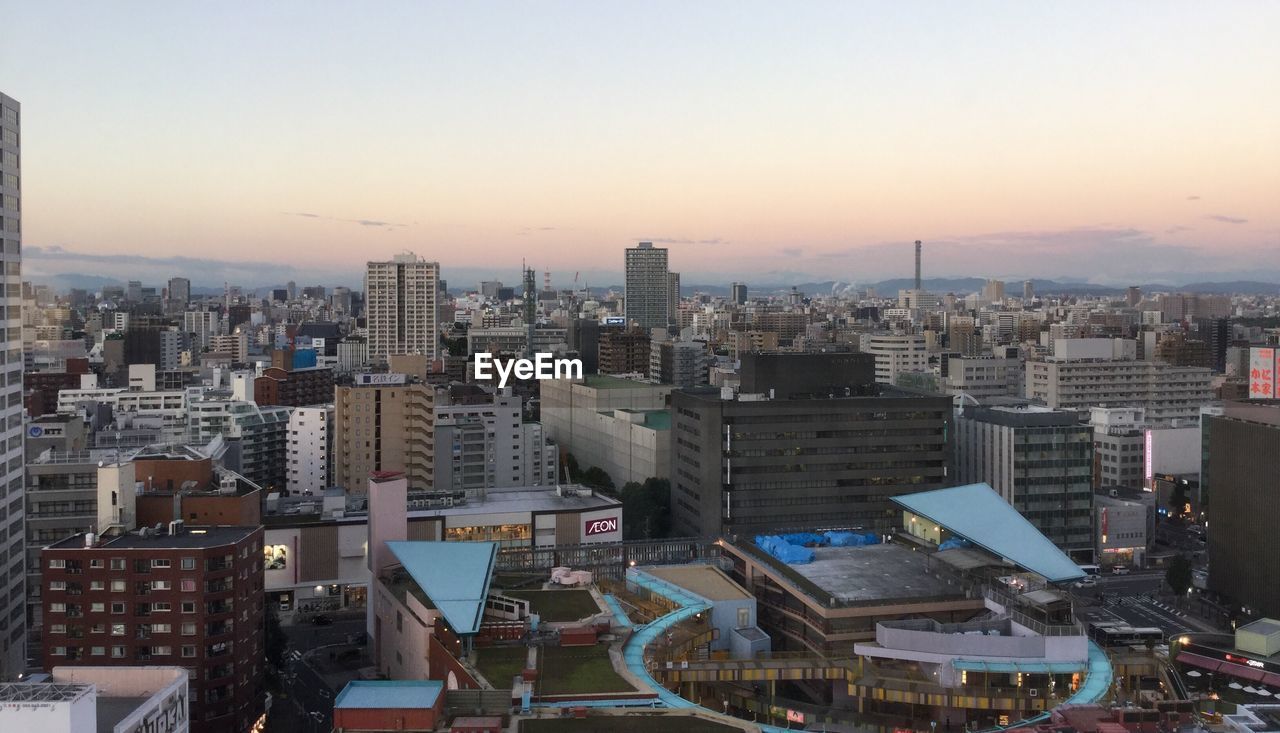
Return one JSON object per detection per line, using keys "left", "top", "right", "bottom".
{"left": 355, "top": 372, "right": 407, "bottom": 386}
{"left": 1249, "top": 347, "right": 1277, "bottom": 399}
{"left": 584, "top": 516, "right": 618, "bottom": 536}
{"left": 602, "top": 316, "right": 626, "bottom": 326}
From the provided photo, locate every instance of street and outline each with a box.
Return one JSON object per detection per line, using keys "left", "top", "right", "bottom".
{"left": 1071, "top": 570, "right": 1222, "bottom": 639}
{"left": 265, "top": 616, "right": 367, "bottom": 733}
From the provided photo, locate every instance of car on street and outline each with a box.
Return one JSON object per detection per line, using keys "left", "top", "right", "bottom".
{"left": 1074, "top": 577, "right": 1098, "bottom": 588}
{"left": 311, "top": 614, "right": 333, "bottom": 626}
{"left": 1111, "top": 566, "right": 1131, "bottom": 575}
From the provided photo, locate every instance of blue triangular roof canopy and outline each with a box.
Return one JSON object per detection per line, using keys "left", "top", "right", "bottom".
{"left": 386, "top": 541, "right": 497, "bottom": 634}
{"left": 892, "top": 483, "right": 1085, "bottom": 582}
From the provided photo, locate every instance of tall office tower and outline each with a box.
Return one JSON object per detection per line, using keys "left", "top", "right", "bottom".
{"left": 670, "top": 353, "right": 953, "bottom": 538}
{"left": 982, "top": 279, "right": 1006, "bottom": 304}
{"left": 0, "top": 92, "right": 23, "bottom": 679}
{"left": 624, "top": 242, "right": 669, "bottom": 329}
{"left": 954, "top": 405, "right": 1095, "bottom": 560}
{"left": 364, "top": 253, "right": 441, "bottom": 364}
{"left": 126, "top": 280, "right": 143, "bottom": 303}
{"left": 166, "top": 277, "right": 191, "bottom": 306}
{"left": 667, "top": 272, "right": 680, "bottom": 326}
{"left": 1022, "top": 280, "right": 1034, "bottom": 302}
{"left": 1206, "top": 403, "right": 1280, "bottom": 618}
{"left": 1126, "top": 286, "right": 1142, "bottom": 308}
{"left": 731, "top": 282, "right": 748, "bottom": 305}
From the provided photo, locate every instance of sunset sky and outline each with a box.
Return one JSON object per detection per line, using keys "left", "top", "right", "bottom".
{"left": 4, "top": 1, "right": 1278, "bottom": 288}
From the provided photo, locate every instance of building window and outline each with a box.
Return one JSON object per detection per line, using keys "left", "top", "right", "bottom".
{"left": 49, "top": 581, "right": 66, "bottom": 591}
{"left": 50, "top": 646, "right": 67, "bottom": 656}
{"left": 91, "top": 603, "right": 105, "bottom": 613}
{"left": 48, "top": 559, "right": 66, "bottom": 569}
{"left": 90, "top": 581, "right": 104, "bottom": 591}
{"left": 152, "top": 602, "right": 171, "bottom": 612}
{"left": 49, "top": 624, "right": 66, "bottom": 634}
{"left": 111, "top": 623, "right": 126, "bottom": 636}
{"left": 181, "top": 622, "right": 196, "bottom": 636}
{"left": 152, "top": 580, "right": 171, "bottom": 591}
{"left": 111, "top": 603, "right": 125, "bottom": 614}
{"left": 181, "top": 602, "right": 196, "bottom": 614}
{"left": 181, "top": 645, "right": 196, "bottom": 658}
{"left": 152, "top": 623, "right": 171, "bottom": 633}
{"left": 110, "top": 580, "right": 125, "bottom": 592}
{"left": 91, "top": 646, "right": 105, "bottom": 656}
{"left": 90, "top": 559, "right": 104, "bottom": 569}
{"left": 180, "top": 579, "right": 196, "bottom": 592}
{"left": 152, "top": 646, "right": 171, "bottom": 656}
{"left": 151, "top": 559, "right": 171, "bottom": 569}
{"left": 110, "top": 558, "right": 125, "bottom": 570}
{"left": 112, "top": 646, "right": 126, "bottom": 658}
{"left": 49, "top": 603, "right": 66, "bottom": 613}
{"left": 181, "top": 557, "right": 196, "bottom": 570}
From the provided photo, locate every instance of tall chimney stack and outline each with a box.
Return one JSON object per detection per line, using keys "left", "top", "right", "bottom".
{"left": 914, "top": 240, "right": 922, "bottom": 291}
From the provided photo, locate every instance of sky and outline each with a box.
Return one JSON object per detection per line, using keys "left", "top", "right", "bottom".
{"left": 4, "top": 1, "right": 1279, "bottom": 289}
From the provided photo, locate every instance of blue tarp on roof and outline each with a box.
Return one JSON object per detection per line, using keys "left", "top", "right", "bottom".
{"left": 892, "top": 483, "right": 1085, "bottom": 582}
{"left": 386, "top": 541, "right": 497, "bottom": 635}
{"left": 334, "top": 680, "right": 444, "bottom": 709}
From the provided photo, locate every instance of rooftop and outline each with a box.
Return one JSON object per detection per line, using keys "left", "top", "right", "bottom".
{"left": 334, "top": 680, "right": 443, "bottom": 710}
{"left": 645, "top": 564, "right": 750, "bottom": 602}
{"left": 1240, "top": 618, "right": 1280, "bottom": 637}
{"left": 893, "top": 483, "right": 1085, "bottom": 583}
{"left": 49, "top": 525, "right": 259, "bottom": 550}
{"left": 582, "top": 374, "right": 666, "bottom": 390}
{"left": 407, "top": 486, "right": 618, "bottom": 521}
{"left": 789, "top": 542, "right": 958, "bottom": 604}
{"left": 385, "top": 541, "right": 497, "bottom": 635}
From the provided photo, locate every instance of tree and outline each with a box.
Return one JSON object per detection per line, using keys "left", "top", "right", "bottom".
{"left": 579, "top": 466, "right": 615, "bottom": 492}
{"left": 264, "top": 606, "right": 287, "bottom": 670}
{"left": 620, "top": 478, "right": 672, "bottom": 540}
{"left": 1165, "top": 553, "right": 1193, "bottom": 596}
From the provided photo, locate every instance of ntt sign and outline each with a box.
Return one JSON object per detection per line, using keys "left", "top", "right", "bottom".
{"left": 584, "top": 517, "right": 618, "bottom": 536}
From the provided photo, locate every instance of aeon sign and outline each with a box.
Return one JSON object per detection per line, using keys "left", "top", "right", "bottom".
{"left": 584, "top": 517, "right": 618, "bottom": 536}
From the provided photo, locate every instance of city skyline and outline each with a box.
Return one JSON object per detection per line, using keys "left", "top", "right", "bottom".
{"left": 4, "top": 1, "right": 1278, "bottom": 286}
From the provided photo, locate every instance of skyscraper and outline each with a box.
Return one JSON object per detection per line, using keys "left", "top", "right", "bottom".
{"left": 667, "top": 271, "right": 680, "bottom": 326}
{"left": 166, "top": 276, "right": 191, "bottom": 306}
{"left": 624, "top": 242, "right": 669, "bottom": 329}
{"left": 731, "top": 282, "right": 748, "bottom": 305}
{"left": 364, "top": 253, "right": 441, "bottom": 363}
{"left": 0, "top": 91, "right": 23, "bottom": 679}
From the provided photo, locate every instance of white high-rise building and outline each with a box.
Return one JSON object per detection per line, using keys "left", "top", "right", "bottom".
{"left": 183, "top": 310, "right": 221, "bottom": 349}
{"left": 287, "top": 405, "right": 334, "bottom": 496}
{"left": 0, "top": 91, "right": 23, "bottom": 679}
{"left": 364, "top": 253, "right": 440, "bottom": 363}
{"left": 624, "top": 242, "right": 669, "bottom": 329}
{"left": 862, "top": 333, "right": 930, "bottom": 385}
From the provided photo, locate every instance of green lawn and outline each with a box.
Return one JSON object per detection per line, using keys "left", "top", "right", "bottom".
{"left": 520, "top": 716, "right": 740, "bottom": 732}
{"left": 475, "top": 645, "right": 530, "bottom": 689}
{"left": 506, "top": 590, "right": 601, "bottom": 623}
{"left": 536, "top": 644, "right": 634, "bottom": 695}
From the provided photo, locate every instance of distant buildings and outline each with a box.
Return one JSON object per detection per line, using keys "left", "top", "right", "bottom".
{"left": 365, "top": 253, "right": 441, "bottom": 364}
{"left": 624, "top": 242, "right": 669, "bottom": 329}
{"left": 862, "top": 332, "right": 929, "bottom": 385}
{"left": 1026, "top": 339, "right": 1213, "bottom": 426}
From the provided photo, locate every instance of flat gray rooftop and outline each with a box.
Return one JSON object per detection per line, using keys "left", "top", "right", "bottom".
{"left": 407, "top": 488, "right": 618, "bottom": 520}
{"left": 97, "top": 696, "right": 149, "bottom": 733}
{"left": 789, "top": 543, "right": 957, "bottom": 603}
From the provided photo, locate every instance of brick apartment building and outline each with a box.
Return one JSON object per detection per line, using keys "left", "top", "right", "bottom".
{"left": 41, "top": 525, "right": 265, "bottom": 733}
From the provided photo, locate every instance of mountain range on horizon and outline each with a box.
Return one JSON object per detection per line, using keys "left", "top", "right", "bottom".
{"left": 28, "top": 271, "right": 1280, "bottom": 299}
